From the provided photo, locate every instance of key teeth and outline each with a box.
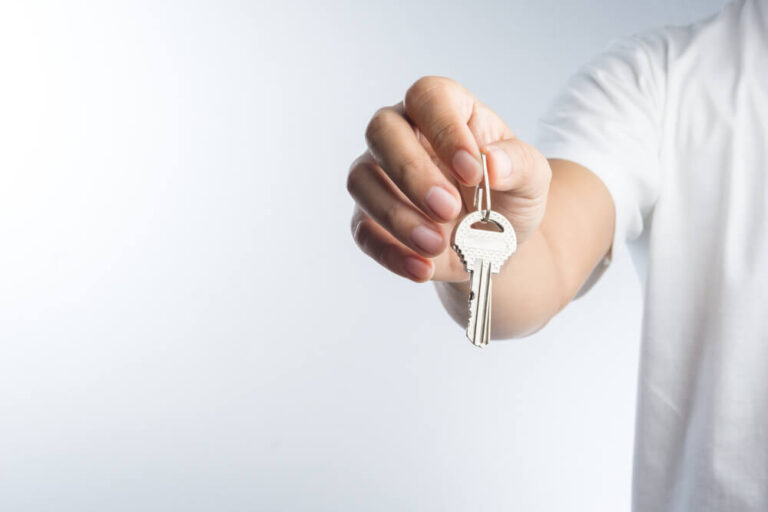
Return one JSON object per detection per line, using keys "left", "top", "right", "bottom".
{"left": 454, "top": 247, "right": 470, "bottom": 272}
{"left": 466, "top": 290, "right": 480, "bottom": 347}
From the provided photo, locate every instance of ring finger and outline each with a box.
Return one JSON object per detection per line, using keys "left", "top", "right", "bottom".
{"left": 347, "top": 151, "right": 449, "bottom": 257}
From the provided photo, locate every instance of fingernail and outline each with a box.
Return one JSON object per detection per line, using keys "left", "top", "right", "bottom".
{"left": 425, "top": 186, "right": 460, "bottom": 221}
{"left": 404, "top": 256, "right": 432, "bottom": 281}
{"left": 486, "top": 145, "right": 512, "bottom": 180}
{"left": 411, "top": 225, "right": 443, "bottom": 254}
{"left": 452, "top": 149, "right": 482, "bottom": 183}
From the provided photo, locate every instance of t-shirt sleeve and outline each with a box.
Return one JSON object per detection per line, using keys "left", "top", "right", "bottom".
{"left": 534, "top": 33, "right": 666, "bottom": 297}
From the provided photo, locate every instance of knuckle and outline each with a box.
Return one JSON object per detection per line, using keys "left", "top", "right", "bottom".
{"left": 509, "top": 141, "right": 535, "bottom": 178}
{"left": 522, "top": 142, "right": 540, "bottom": 169}
{"left": 405, "top": 76, "right": 451, "bottom": 110}
{"left": 516, "top": 143, "right": 534, "bottom": 172}
{"left": 430, "top": 121, "right": 459, "bottom": 154}
{"left": 381, "top": 203, "right": 402, "bottom": 231}
{"left": 511, "top": 142, "right": 551, "bottom": 193}
{"left": 365, "top": 107, "right": 396, "bottom": 146}
{"left": 350, "top": 208, "right": 366, "bottom": 241}
{"left": 352, "top": 217, "right": 369, "bottom": 248}
{"left": 357, "top": 221, "right": 388, "bottom": 266}
{"left": 405, "top": 76, "right": 433, "bottom": 105}
{"left": 521, "top": 143, "right": 546, "bottom": 180}
{"left": 394, "top": 153, "right": 422, "bottom": 186}
{"left": 346, "top": 162, "right": 365, "bottom": 197}
{"left": 347, "top": 153, "right": 378, "bottom": 198}
{"left": 528, "top": 144, "right": 549, "bottom": 174}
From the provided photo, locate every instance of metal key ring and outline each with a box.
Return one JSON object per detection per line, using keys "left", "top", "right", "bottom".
{"left": 473, "top": 152, "right": 491, "bottom": 221}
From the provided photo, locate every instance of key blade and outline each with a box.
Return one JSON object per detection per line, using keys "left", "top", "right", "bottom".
{"left": 468, "top": 260, "right": 491, "bottom": 347}
{"left": 474, "top": 261, "right": 491, "bottom": 346}
{"left": 481, "top": 279, "right": 492, "bottom": 346}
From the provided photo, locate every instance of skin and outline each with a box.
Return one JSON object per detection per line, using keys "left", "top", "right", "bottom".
{"left": 347, "top": 76, "right": 615, "bottom": 339}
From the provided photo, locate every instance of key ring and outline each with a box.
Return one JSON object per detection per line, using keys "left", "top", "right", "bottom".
{"left": 473, "top": 152, "right": 491, "bottom": 221}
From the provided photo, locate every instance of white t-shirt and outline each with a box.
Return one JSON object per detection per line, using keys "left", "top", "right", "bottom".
{"left": 534, "top": 0, "right": 768, "bottom": 510}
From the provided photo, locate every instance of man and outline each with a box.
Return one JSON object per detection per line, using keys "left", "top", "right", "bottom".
{"left": 347, "top": 0, "right": 768, "bottom": 510}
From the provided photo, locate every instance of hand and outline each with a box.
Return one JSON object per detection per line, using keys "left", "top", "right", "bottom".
{"left": 347, "top": 76, "right": 552, "bottom": 283}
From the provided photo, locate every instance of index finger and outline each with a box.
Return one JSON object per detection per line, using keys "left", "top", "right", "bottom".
{"left": 404, "top": 76, "right": 483, "bottom": 185}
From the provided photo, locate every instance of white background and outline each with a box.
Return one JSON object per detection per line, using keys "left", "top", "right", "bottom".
{"left": 0, "top": 1, "right": 726, "bottom": 510}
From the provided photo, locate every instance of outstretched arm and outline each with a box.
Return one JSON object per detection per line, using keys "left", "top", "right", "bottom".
{"left": 347, "top": 76, "right": 615, "bottom": 339}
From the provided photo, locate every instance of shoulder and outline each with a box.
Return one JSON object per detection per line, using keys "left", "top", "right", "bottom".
{"left": 583, "top": 0, "right": 749, "bottom": 80}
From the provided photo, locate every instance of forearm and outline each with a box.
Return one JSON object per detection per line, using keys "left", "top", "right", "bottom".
{"left": 435, "top": 158, "right": 615, "bottom": 340}
{"left": 435, "top": 228, "right": 565, "bottom": 339}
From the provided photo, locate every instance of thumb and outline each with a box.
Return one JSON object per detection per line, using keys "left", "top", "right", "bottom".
{"left": 481, "top": 138, "right": 550, "bottom": 199}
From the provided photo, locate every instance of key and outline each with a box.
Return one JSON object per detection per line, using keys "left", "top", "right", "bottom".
{"left": 451, "top": 152, "right": 517, "bottom": 347}
{"left": 453, "top": 210, "right": 517, "bottom": 346}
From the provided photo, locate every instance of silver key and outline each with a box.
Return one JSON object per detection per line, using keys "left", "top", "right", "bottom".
{"left": 452, "top": 153, "right": 517, "bottom": 347}
{"left": 453, "top": 210, "right": 516, "bottom": 346}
